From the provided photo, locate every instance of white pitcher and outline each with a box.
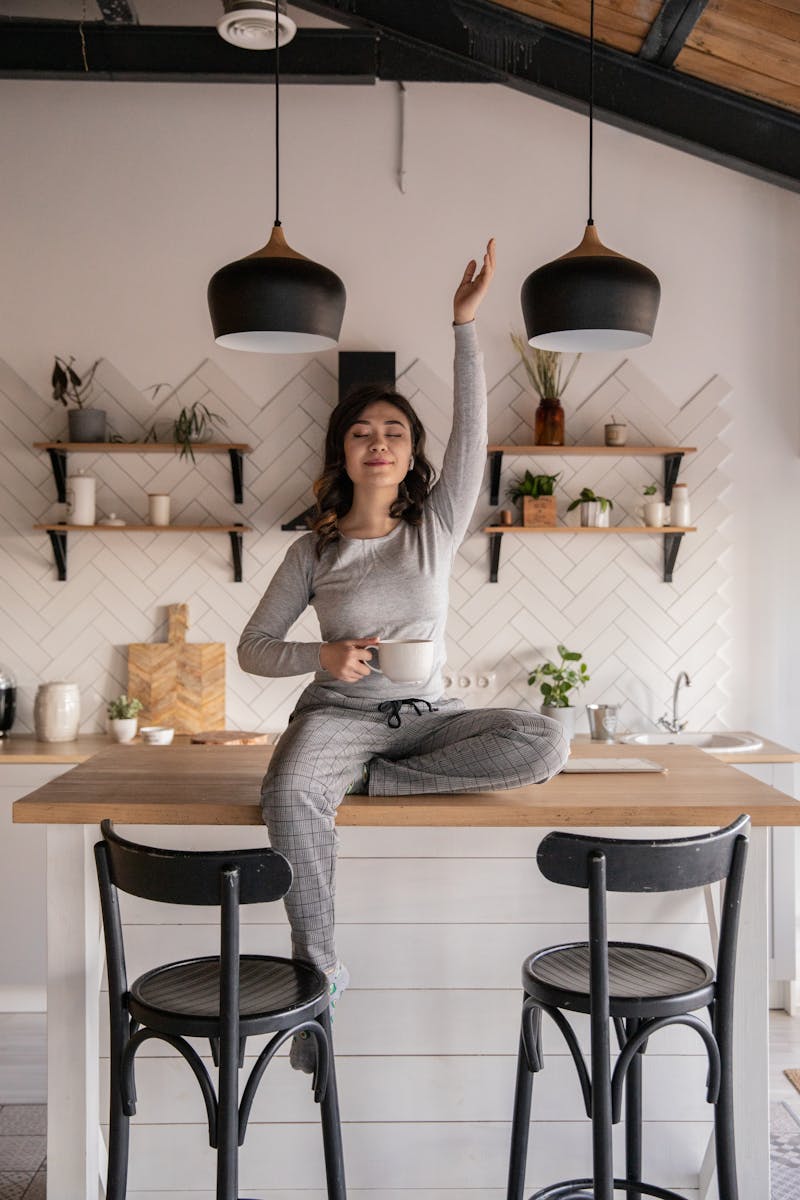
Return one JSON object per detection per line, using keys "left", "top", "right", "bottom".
{"left": 66, "top": 471, "right": 96, "bottom": 526}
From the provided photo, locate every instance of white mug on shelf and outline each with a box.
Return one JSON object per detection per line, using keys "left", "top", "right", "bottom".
{"left": 637, "top": 500, "right": 665, "bottom": 528}
{"left": 148, "top": 493, "right": 170, "bottom": 526}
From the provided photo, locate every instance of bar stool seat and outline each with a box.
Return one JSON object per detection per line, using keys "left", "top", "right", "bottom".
{"left": 524, "top": 942, "right": 715, "bottom": 1018}
{"left": 130, "top": 955, "right": 325, "bottom": 1037}
{"left": 506, "top": 815, "right": 750, "bottom": 1200}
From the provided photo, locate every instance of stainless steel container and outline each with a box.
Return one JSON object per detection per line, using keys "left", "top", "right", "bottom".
{"left": 586, "top": 703, "right": 619, "bottom": 742}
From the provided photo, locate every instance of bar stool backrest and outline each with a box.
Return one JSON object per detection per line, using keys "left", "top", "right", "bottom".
{"left": 98, "top": 818, "right": 293, "bottom": 905}
{"left": 536, "top": 814, "right": 750, "bottom": 894}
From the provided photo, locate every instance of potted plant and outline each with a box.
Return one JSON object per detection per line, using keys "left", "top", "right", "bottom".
{"left": 107, "top": 694, "right": 143, "bottom": 744}
{"left": 639, "top": 483, "right": 665, "bottom": 528}
{"left": 174, "top": 401, "right": 228, "bottom": 462}
{"left": 528, "top": 644, "right": 590, "bottom": 741}
{"left": 506, "top": 471, "right": 560, "bottom": 527}
{"left": 567, "top": 487, "right": 614, "bottom": 528}
{"left": 51, "top": 355, "right": 105, "bottom": 443}
{"left": 510, "top": 332, "right": 580, "bottom": 446}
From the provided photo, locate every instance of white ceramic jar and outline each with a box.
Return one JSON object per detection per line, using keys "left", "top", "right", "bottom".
{"left": 670, "top": 483, "right": 691, "bottom": 527}
{"left": 34, "top": 682, "right": 80, "bottom": 742}
{"left": 66, "top": 471, "right": 96, "bottom": 526}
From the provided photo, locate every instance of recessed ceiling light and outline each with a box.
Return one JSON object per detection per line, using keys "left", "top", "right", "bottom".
{"left": 216, "top": 1, "right": 297, "bottom": 50}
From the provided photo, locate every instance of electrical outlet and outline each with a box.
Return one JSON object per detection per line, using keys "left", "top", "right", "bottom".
{"left": 476, "top": 672, "right": 496, "bottom": 689}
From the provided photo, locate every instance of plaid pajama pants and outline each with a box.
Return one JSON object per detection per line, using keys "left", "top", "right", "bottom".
{"left": 261, "top": 684, "right": 570, "bottom": 971}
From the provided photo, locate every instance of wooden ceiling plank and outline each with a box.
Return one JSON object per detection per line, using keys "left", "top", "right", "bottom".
{"left": 677, "top": 45, "right": 800, "bottom": 111}
{"left": 639, "top": 0, "right": 709, "bottom": 66}
{"left": 687, "top": 11, "right": 800, "bottom": 89}
{"left": 497, "top": 0, "right": 655, "bottom": 45}
{"left": 710, "top": 0, "right": 800, "bottom": 39}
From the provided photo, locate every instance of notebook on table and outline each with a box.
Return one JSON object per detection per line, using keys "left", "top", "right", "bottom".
{"left": 562, "top": 758, "right": 667, "bottom": 774}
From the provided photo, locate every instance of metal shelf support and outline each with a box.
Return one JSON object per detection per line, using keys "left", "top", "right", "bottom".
{"left": 47, "top": 449, "right": 68, "bottom": 503}
{"left": 489, "top": 532, "right": 503, "bottom": 583}
{"left": 47, "top": 530, "right": 68, "bottom": 581}
{"left": 489, "top": 451, "right": 504, "bottom": 506}
{"left": 229, "top": 528, "right": 244, "bottom": 583}
{"left": 663, "top": 452, "right": 684, "bottom": 505}
{"left": 663, "top": 532, "right": 685, "bottom": 584}
{"left": 228, "top": 449, "right": 244, "bottom": 504}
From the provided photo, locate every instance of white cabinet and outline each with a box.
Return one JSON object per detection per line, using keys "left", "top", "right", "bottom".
{"left": 0, "top": 763, "right": 75, "bottom": 1011}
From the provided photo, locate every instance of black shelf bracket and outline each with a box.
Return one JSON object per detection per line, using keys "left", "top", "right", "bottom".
{"left": 47, "top": 529, "right": 68, "bottom": 581}
{"left": 663, "top": 532, "right": 685, "bottom": 583}
{"left": 229, "top": 527, "right": 244, "bottom": 583}
{"left": 663, "top": 452, "right": 684, "bottom": 505}
{"left": 488, "top": 532, "right": 503, "bottom": 583}
{"left": 281, "top": 506, "right": 316, "bottom": 532}
{"left": 47, "top": 449, "right": 68, "bottom": 503}
{"left": 489, "top": 451, "right": 504, "bottom": 506}
{"left": 228, "top": 449, "right": 244, "bottom": 504}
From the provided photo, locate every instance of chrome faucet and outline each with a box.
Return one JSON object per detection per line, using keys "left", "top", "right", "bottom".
{"left": 658, "top": 671, "right": 691, "bottom": 734}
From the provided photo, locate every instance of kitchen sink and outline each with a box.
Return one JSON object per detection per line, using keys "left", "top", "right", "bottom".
{"left": 621, "top": 732, "right": 763, "bottom": 753}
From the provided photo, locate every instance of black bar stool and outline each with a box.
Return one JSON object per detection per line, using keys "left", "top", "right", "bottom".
{"left": 506, "top": 814, "right": 750, "bottom": 1200}
{"left": 95, "top": 819, "right": 347, "bottom": 1200}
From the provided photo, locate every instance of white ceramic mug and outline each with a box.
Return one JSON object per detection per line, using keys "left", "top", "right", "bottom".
{"left": 368, "top": 640, "right": 434, "bottom": 684}
{"left": 148, "top": 493, "right": 170, "bottom": 526}
{"left": 637, "top": 500, "right": 665, "bottom": 528}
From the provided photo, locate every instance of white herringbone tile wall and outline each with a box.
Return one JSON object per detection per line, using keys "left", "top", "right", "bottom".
{"left": 0, "top": 353, "right": 730, "bottom": 738}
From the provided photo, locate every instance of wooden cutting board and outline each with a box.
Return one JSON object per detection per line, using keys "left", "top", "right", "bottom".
{"left": 128, "top": 604, "right": 225, "bottom": 734}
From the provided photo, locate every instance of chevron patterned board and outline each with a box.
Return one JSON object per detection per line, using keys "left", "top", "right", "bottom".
{"left": 0, "top": 352, "right": 731, "bottom": 739}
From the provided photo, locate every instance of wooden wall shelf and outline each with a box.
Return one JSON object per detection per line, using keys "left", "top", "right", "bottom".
{"left": 486, "top": 445, "right": 698, "bottom": 583}
{"left": 33, "top": 442, "right": 251, "bottom": 504}
{"left": 33, "top": 524, "right": 250, "bottom": 583}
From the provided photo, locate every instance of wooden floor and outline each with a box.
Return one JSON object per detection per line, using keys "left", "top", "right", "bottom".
{"left": 0, "top": 1011, "right": 798, "bottom": 1200}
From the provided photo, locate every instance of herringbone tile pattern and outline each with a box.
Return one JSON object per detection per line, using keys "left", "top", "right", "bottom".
{"left": 0, "top": 353, "right": 731, "bottom": 737}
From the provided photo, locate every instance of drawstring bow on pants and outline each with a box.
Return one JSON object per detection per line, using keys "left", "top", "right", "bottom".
{"left": 378, "top": 698, "right": 438, "bottom": 728}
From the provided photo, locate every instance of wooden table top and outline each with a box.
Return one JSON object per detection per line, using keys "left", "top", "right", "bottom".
{"left": 12, "top": 739, "right": 800, "bottom": 828}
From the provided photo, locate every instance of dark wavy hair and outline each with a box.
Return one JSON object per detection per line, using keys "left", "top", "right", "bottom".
{"left": 311, "top": 384, "right": 436, "bottom": 557}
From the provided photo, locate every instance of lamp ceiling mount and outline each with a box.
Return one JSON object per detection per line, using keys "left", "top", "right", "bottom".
{"left": 216, "top": 1, "right": 296, "bottom": 50}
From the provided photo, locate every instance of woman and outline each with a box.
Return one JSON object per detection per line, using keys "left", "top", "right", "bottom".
{"left": 238, "top": 240, "right": 569, "bottom": 1070}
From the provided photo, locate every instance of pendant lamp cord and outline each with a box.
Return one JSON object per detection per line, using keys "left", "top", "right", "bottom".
{"left": 274, "top": 3, "right": 281, "bottom": 227}
{"left": 588, "top": 0, "right": 594, "bottom": 225}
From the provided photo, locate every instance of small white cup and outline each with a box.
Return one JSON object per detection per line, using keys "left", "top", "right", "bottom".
{"left": 604, "top": 423, "right": 628, "bottom": 446}
{"left": 148, "top": 493, "right": 170, "bottom": 526}
{"left": 642, "top": 500, "right": 665, "bottom": 527}
{"left": 140, "top": 725, "right": 175, "bottom": 745}
{"left": 368, "top": 640, "right": 434, "bottom": 684}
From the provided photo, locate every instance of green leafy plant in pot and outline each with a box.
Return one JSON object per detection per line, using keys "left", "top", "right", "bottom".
{"left": 52, "top": 355, "right": 105, "bottom": 443}
{"left": 528, "top": 644, "right": 590, "bottom": 742}
{"left": 173, "top": 401, "right": 228, "bottom": 463}
{"left": 106, "top": 693, "right": 143, "bottom": 744}
{"left": 510, "top": 331, "right": 580, "bottom": 446}
{"left": 506, "top": 470, "right": 560, "bottom": 527}
{"left": 567, "top": 486, "right": 614, "bottom": 528}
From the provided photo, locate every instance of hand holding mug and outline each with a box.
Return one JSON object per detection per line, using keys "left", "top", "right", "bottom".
{"left": 319, "top": 638, "right": 380, "bottom": 684}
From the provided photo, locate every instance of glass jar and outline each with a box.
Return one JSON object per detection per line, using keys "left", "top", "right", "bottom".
{"left": 0, "top": 665, "right": 16, "bottom": 739}
{"left": 34, "top": 682, "right": 80, "bottom": 743}
{"left": 534, "top": 398, "right": 564, "bottom": 446}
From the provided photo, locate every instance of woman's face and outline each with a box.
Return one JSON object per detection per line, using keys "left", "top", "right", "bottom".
{"left": 342, "top": 401, "right": 414, "bottom": 491}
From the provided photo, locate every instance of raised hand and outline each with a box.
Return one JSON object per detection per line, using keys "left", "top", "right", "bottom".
{"left": 453, "top": 238, "right": 496, "bottom": 325}
{"left": 319, "top": 638, "right": 380, "bottom": 683}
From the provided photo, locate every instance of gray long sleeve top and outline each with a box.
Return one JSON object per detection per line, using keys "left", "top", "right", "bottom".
{"left": 237, "top": 321, "right": 486, "bottom": 702}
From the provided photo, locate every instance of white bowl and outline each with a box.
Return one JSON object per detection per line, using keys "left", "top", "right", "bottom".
{"left": 139, "top": 726, "right": 175, "bottom": 746}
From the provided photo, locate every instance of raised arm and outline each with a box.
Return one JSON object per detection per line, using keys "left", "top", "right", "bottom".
{"left": 430, "top": 239, "right": 495, "bottom": 543}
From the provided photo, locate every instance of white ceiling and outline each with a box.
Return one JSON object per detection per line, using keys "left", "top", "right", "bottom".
{"left": 0, "top": 2, "right": 343, "bottom": 28}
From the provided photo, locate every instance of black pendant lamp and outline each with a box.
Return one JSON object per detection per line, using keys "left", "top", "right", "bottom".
{"left": 208, "top": 1, "right": 346, "bottom": 353}
{"left": 521, "top": 0, "right": 660, "bottom": 351}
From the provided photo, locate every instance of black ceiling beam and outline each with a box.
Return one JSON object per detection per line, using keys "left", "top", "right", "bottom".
{"left": 0, "top": 23, "right": 380, "bottom": 84}
{"left": 290, "top": 0, "right": 800, "bottom": 193}
{"left": 639, "top": 0, "right": 709, "bottom": 67}
{"left": 96, "top": 0, "right": 139, "bottom": 25}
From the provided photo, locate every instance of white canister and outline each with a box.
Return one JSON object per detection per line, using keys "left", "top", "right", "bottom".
{"left": 34, "top": 681, "right": 81, "bottom": 742}
{"left": 66, "top": 471, "right": 96, "bottom": 526}
{"left": 670, "top": 484, "right": 691, "bottom": 527}
{"left": 148, "top": 493, "right": 170, "bottom": 526}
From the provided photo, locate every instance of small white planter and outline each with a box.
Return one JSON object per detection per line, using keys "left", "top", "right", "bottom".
{"left": 541, "top": 704, "right": 576, "bottom": 743}
{"left": 109, "top": 717, "right": 138, "bottom": 744}
{"left": 580, "top": 501, "right": 610, "bottom": 528}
